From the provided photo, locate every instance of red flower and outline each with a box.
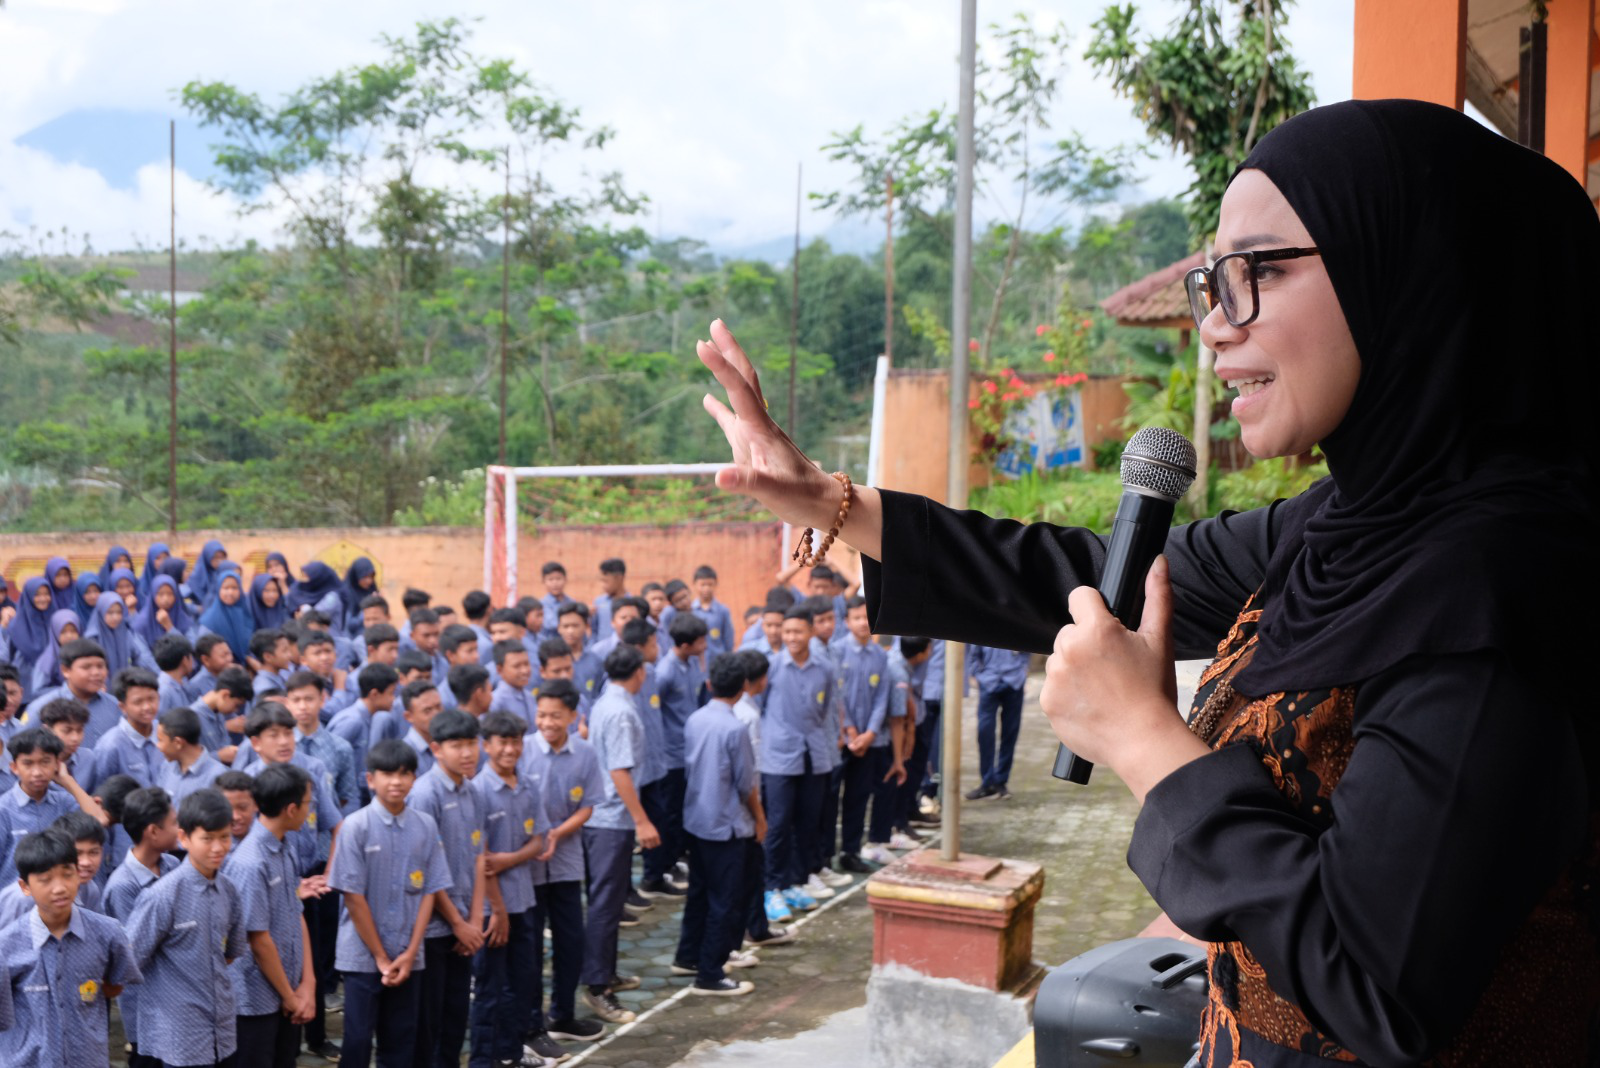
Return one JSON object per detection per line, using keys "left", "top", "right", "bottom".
{"left": 983, "top": 380, "right": 998, "bottom": 395}
{"left": 1053, "top": 374, "right": 1071, "bottom": 386}
{"left": 1035, "top": 324, "right": 1048, "bottom": 337}
{"left": 1080, "top": 318, "right": 1092, "bottom": 329}
{"left": 968, "top": 339, "right": 980, "bottom": 352}
{"left": 967, "top": 398, "right": 980, "bottom": 410}
{"left": 998, "top": 367, "right": 1012, "bottom": 378}
{"left": 1001, "top": 392, "right": 1018, "bottom": 402}
{"left": 1042, "top": 351, "right": 1056, "bottom": 363}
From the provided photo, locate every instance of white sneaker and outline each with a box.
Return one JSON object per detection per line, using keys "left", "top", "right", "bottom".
{"left": 725, "top": 949, "right": 759, "bottom": 969}
{"left": 862, "top": 844, "right": 893, "bottom": 865}
{"left": 817, "top": 865, "right": 852, "bottom": 888}
{"left": 888, "top": 831, "right": 922, "bottom": 851}
{"left": 803, "top": 873, "right": 836, "bottom": 899}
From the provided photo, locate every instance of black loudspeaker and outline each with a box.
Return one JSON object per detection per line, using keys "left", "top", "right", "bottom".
{"left": 1033, "top": 937, "right": 1206, "bottom": 1067}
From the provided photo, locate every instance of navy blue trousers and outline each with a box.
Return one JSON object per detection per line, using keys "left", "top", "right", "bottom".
{"left": 341, "top": 968, "right": 422, "bottom": 1068}
{"left": 581, "top": 826, "right": 635, "bottom": 986}
{"left": 743, "top": 836, "right": 771, "bottom": 940}
{"left": 534, "top": 879, "right": 584, "bottom": 1024}
{"left": 418, "top": 934, "right": 473, "bottom": 1067}
{"left": 762, "top": 770, "right": 825, "bottom": 891}
{"left": 839, "top": 747, "right": 889, "bottom": 855}
{"left": 639, "top": 767, "right": 685, "bottom": 882}
{"left": 976, "top": 685, "right": 1025, "bottom": 789}
{"left": 468, "top": 908, "right": 538, "bottom": 1067}
{"left": 675, "top": 834, "right": 751, "bottom": 984}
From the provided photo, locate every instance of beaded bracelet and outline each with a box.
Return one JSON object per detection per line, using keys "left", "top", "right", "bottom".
{"left": 792, "top": 471, "right": 853, "bottom": 567}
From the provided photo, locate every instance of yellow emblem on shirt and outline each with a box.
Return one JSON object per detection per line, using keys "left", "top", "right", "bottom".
{"left": 869, "top": 674, "right": 880, "bottom": 687}
{"left": 815, "top": 691, "right": 825, "bottom": 705}
{"left": 568, "top": 786, "right": 583, "bottom": 803}
{"left": 649, "top": 694, "right": 660, "bottom": 708}
{"left": 523, "top": 817, "right": 535, "bottom": 835}
{"left": 711, "top": 628, "right": 721, "bottom": 638}
{"left": 79, "top": 979, "right": 99, "bottom": 1004}
{"left": 307, "top": 812, "right": 317, "bottom": 829}
{"left": 471, "top": 829, "right": 482, "bottom": 847}
{"left": 410, "top": 869, "right": 424, "bottom": 889}
{"left": 585, "top": 679, "right": 594, "bottom": 691}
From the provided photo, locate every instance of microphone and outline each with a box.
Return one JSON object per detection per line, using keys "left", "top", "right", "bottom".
{"left": 1052, "top": 426, "right": 1197, "bottom": 785}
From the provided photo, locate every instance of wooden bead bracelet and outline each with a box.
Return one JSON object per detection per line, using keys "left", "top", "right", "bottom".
{"left": 792, "top": 471, "right": 853, "bottom": 567}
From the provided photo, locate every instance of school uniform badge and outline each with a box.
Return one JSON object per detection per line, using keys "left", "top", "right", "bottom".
{"left": 409, "top": 869, "right": 424, "bottom": 889}
{"left": 523, "top": 818, "right": 535, "bottom": 835}
{"left": 816, "top": 691, "right": 825, "bottom": 705}
{"left": 78, "top": 979, "right": 99, "bottom": 1004}
{"left": 568, "top": 786, "right": 583, "bottom": 802}
{"left": 869, "top": 674, "right": 880, "bottom": 687}
{"left": 471, "top": 829, "right": 482, "bottom": 847}
{"left": 650, "top": 694, "right": 660, "bottom": 708}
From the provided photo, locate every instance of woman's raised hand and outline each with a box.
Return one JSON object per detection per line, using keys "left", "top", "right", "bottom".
{"left": 698, "top": 319, "right": 839, "bottom": 530}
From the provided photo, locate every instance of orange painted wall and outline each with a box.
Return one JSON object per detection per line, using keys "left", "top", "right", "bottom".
{"left": 1353, "top": 0, "right": 1466, "bottom": 107}
{"left": 1545, "top": 0, "right": 1598, "bottom": 185}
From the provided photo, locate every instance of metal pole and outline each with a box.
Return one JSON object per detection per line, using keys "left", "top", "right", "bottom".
{"left": 168, "top": 119, "right": 178, "bottom": 540}
{"left": 500, "top": 148, "right": 510, "bottom": 465}
{"left": 941, "top": 0, "right": 977, "bottom": 863}
{"left": 788, "top": 162, "right": 801, "bottom": 434}
{"left": 884, "top": 170, "right": 895, "bottom": 366}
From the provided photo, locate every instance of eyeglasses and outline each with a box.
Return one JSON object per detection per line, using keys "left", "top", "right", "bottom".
{"left": 1183, "top": 247, "right": 1322, "bottom": 329}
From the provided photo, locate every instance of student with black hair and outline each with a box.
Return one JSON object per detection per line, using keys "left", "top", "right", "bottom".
{"left": 399, "top": 680, "right": 443, "bottom": 777}
{"left": 39, "top": 696, "right": 100, "bottom": 794}
{"left": 489, "top": 639, "right": 536, "bottom": 721}
{"left": 538, "top": 562, "right": 568, "bottom": 640}
{"left": 449, "top": 662, "right": 494, "bottom": 719}
{"left": 689, "top": 565, "right": 735, "bottom": 660}
{"left": 104, "top": 784, "right": 181, "bottom": 1068}
{"left": 436, "top": 623, "right": 483, "bottom": 710}
{"left": 215, "top": 769, "right": 258, "bottom": 846}
{"left": 673, "top": 652, "right": 764, "bottom": 996}
{"left": 516, "top": 597, "right": 547, "bottom": 659}
{"left": 190, "top": 664, "right": 252, "bottom": 764}
{"left": 277, "top": 671, "right": 356, "bottom": 816}
{"left": 28, "top": 637, "right": 120, "bottom": 745}
{"left": 556, "top": 602, "right": 603, "bottom": 712}
{"left": 520, "top": 678, "right": 604, "bottom": 1045}
{"left": 326, "top": 661, "right": 400, "bottom": 798}
{"left": 582, "top": 645, "right": 655, "bottom": 1025}
{"left": 463, "top": 588, "right": 493, "bottom": 642}
{"left": 398, "top": 587, "right": 433, "bottom": 643}
{"left": 536, "top": 636, "right": 591, "bottom": 726}
{"left": 641, "top": 582, "right": 673, "bottom": 650}
{"left": 250, "top": 627, "right": 296, "bottom": 698}
{"left": 868, "top": 637, "right": 932, "bottom": 862}
{"left": 0, "top": 809, "right": 109, "bottom": 927}
{"left": 296, "top": 630, "right": 353, "bottom": 722}
{"left": 589, "top": 594, "right": 648, "bottom": 663}
{"left": 224, "top": 762, "right": 316, "bottom": 1068}
{"left": 647, "top": 612, "right": 710, "bottom": 897}
{"left": 0, "top": 828, "right": 141, "bottom": 1067}
{"left": 240, "top": 703, "right": 343, "bottom": 890}
{"left": 156, "top": 704, "right": 227, "bottom": 805}
{"left": 592, "top": 558, "right": 629, "bottom": 639}
{"left": 366, "top": 650, "right": 434, "bottom": 749}
{"left": 472, "top": 710, "right": 560, "bottom": 1065}
{"left": 152, "top": 631, "right": 196, "bottom": 715}
{"left": 93, "top": 772, "right": 140, "bottom": 888}
{"left": 127, "top": 788, "right": 248, "bottom": 1067}
{"left": 93, "top": 667, "right": 164, "bottom": 787}
{"left": 0, "top": 728, "right": 78, "bottom": 885}
{"left": 483, "top": 606, "right": 525, "bottom": 670}
{"left": 327, "top": 739, "right": 449, "bottom": 1068}
{"left": 187, "top": 632, "right": 236, "bottom": 702}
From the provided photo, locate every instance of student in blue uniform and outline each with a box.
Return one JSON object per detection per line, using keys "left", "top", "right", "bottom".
{"left": 249, "top": 628, "right": 296, "bottom": 698}
{"left": 537, "top": 563, "right": 567, "bottom": 641}
{"left": 435, "top": 625, "right": 482, "bottom": 711}
{"left": 29, "top": 638, "right": 121, "bottom": 746}
{"left": 649, "top": 612, "right": 710, "bottom": 896}
{"left": 449, "top": 663, "right": 494, "bottom": 720}
{"left": 689, "top": 566, "right": 735, "bottom": 660}
{"left": 399, "top": 680, "right": 442, "bottom": 777}
{"left": 472, "top": 710, "right": 561, "bottom": 1066}
{"left": 462, "top": 590, "right": 493, "bottom": 654}
{"left": 555, "top": 603, "right": 604, "bottom": 716}
{"left": 0, "top": 728, "right": 81, "bottom": 885}
{"left": 964, "top": 643, "right": 1031, "bottom": 802}
{"left": 536, "top": 638, "right": 591, "bottom": 727}
{"left": 833, "top": 600, "right": 891, "bottom": 874}
{"left": 326, "top": 662, "right": 399, "bottom": 800}
{"left": 673, "top": 653, "right": 765, "bottom": 996}
{"left": 189, "top": 664, "right": 252, "bottom": 765}
{"left": 39, "top": 696, "right": 100, "bottom": 794}
{"left": 127, "top": 788, "right": 249, "bottom": 1068}
{"left": 225, "top": 763, "right": 316, "bottom": 1068}
{"left": 406, "top": 609, "right": 449, "bottom": 687}
{"left": 0, "top": 808, "right": 108, "bottom": 927}
{"left": 520, "top": 678, "right": 605, "bottom": 1046}
{"left": 92, "top": 774, "right": 140, "bottom": 892}
{"left": 0, "top": 828, "right": 141, "bottom": 1068}
{"left": 489, "top": 640, "right": 537, "bottom": 722}
{"left": 327, "top": 738, "right": 452, "bottom": 1068}
{"left": 156, "top": 705, "right": 227, "bottom": 806}
{"left": 103, "top": 785, "right": 181, "bottom": 1068}
{"left": 283, "top": 670, "right": 358, "bottom": 815}
{"left": 581, "top": 646, "right": 657, "bottom": 1026}
{"left": 591, "top": 557, "right": 629, "bottom": 639}
{"left": 91, "top": 667, "right": 164, "bottom": 788}
{"left": 295, "top": 631, "right": 354, "bottom": 722}
{"left": 153, "top": 632, "right": 197, "bottom": 715}
{"left": 587, "top": 596, "right": 646, "bottom": 662}
{"left": 409, "top": 708, "right": 496, "bottom": 1067}
{"left": 186, "top": 634, "right": 235, "bottom": 701}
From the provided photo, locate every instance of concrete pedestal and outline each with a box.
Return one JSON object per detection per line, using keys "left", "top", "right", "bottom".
{"left": 865, "top": 852, "right": 1046, "bottom": 1068}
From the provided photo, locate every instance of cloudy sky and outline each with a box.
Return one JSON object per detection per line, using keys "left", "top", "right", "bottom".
{"left": 0, "top": 0, "right": 1356, "bottom": 256}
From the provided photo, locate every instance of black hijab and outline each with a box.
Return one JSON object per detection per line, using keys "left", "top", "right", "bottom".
{"left": 1230, "top": 99, "right": 1598, "bottom": 695}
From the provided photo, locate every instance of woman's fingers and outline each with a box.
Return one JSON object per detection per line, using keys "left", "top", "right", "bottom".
{"left": 697, "top": 339, "right": 768, "bottom": 424}
{"left": 709, "top": 318, "right": 765, "bottom": 404}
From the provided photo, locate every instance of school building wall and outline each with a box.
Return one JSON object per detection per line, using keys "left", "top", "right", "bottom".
{"left": 0, "top": 521, "right": 789, "bottom": 621}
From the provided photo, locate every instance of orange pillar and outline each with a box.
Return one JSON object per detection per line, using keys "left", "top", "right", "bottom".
{"left": 1544, "top": 0, "right": 1597, "bottom": 186}
{"left": 1352, "top": 0, "right": 1467, "bottom": 108}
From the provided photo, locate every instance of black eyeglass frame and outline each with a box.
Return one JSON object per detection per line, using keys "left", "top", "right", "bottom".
{"left": 1183, "top": 246, "right": 1322, "bottom": 329}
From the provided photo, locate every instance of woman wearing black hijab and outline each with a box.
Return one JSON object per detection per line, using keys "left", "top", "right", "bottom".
{"left": 698, "top": 100, "right": 1598, "bottom": 1065}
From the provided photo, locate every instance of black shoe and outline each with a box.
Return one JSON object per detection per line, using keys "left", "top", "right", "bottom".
{"left": 547, "top": 1015, "right": 607, "bottom": 1041}
{"left": 908, "top": 814, "right": 941, "bottom": 829}
{"left": 992, "top": 786, "right": 1012, "bottom": 800}
{"left": 638, "top": 876, "right": 687, "bottom": 898}
{"left": 524, "top": 1030, "right": 572, "bottom": 1060}
{"left": 837, "top": 852, "right": 874, "bottom": 874}
{"left": 625, "top": 889, "right": 654, "bottom": 910}
{"left": 306, "top": 1039, "right": 342, "bottom": 1061}
{"left": 670, "top": 960, "right": 698, "bottom": 976}
{"left": 690, "top": 976, "right": 754, "bottom": 997}
{"left": 618, "top": 909, "right": 642, "bottom": 927}
{"left": 745, "top": 924, "right": 796, "bottom": 947}
{"left": 963, "top": 784, "right": 998, "bottom": 802}
{"left": 609, "top": 973, "right": 641, "bottom": 991}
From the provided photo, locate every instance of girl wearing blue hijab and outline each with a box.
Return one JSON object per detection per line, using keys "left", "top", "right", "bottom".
{"left": 83, "top": 588, "right": 151, "bottom": 678}
{"left": 189, "top": 539, "right": 229, "bottom": 607}
{"left": 198, "top": 567, "right": 254, "bottom": 663}
{"left": 6, "top": 577, "right": 57, "bottom": 697}
{"left": 43, "top": 557, "right": 75, "bottom": 616}
{"left": 72, "top": 572, "right": 102, "bottom": 627}
{"left": 249, "top": 574, "right": 291, "bottom": 631}
{"left": 107, "top": 567, "right": 139, "bottom": 613}
{"left": 99, "top": 546, "right": 133, "bottom": 589}
{"left": 29, "top": 609, "right": 82, "bottom": 695}
{"left": 286, "top": 561, "right": 342, "bottom": 619}
{"left": 138, "top": 542, "right": 170, "bottom": 601}
{"left": 340, "top": 557, "right": 378, "bottom": 636}
{"left": 132, "top": 574, "right": 194, "bottom": 649}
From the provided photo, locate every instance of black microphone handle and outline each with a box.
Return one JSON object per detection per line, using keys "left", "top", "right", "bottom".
{"left": 1052, "top": 490, "right": 1178, "bottom": 784}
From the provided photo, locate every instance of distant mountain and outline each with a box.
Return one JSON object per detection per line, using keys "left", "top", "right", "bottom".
{"left": 15, "top": 109, "right": 220, "bottom": 190}
{"left": 707, "top": 216, "right": 882, "bottom": 264}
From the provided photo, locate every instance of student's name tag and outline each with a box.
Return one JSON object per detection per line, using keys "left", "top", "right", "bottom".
{"left": 487, "top": 811, "right": 505, "bottom": 822}
{"left": 79, "top": 979, "right": 99, "bottom": 1004}
{"left": 365, "top": 844, "right": 382, "bottom": 854}
{"left": 23, "top": 984, "right": 49, "bottom": 994}
{"left": 268, "top": 875, "right": 283, "bottom": 887}
{"left": 173, "top": 920, "right": 198, "bottom": 931}
{"left": 443, "top": 801, "right": 458, "bottom": 811}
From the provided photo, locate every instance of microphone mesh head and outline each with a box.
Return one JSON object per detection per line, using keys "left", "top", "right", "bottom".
{"left": 1120, "top": 427, "right": 1198, "bottom": 502}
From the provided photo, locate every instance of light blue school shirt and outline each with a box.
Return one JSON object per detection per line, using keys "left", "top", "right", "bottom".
{"left": 758, "top": 650, "right": 837, "bottom": 777}
{"left": 127, "top": 860, "right": 248, "bottom": 1066}
{"left": 489, "top": 680, "right": 537, "bottom": 726}
{"left": 187, "top": 694, "right": 236, "bottom": 755}
{"left": 403, "top": 727, "right": 436, "bottom": 778}
{"left": 326, "top": 699, "right": 382, "bottom": 795}
{"left": 579, "top": 687, "right": 641, "bottom": 832}
{"left": 238, "top": 749, "right": 342, "bottom": 873}
{"left": 23, "top": 686, "right": 122, "bottom": 748}
{"left": 367, "top": 707, "right": 409, "bottom": 750}
{"left": 63, "top": 746, "right": 100, "bottom": 795}
{"left": 0, "top": 905, "right": 141, "bottom": 1067}
{"left": 101, "top": 850, "right": 180, "bottom": 1046}
{"left": 654, "top": 648, "right": 707, "bottom": 770}
{"left": 297, "top": 726, "right": 359, "bottom": 815}
{"left": 221, "top": 819, "right": 303, "bottom": 1016}
{"left": 0, "top": 784, "right": 80, "bottom": 885}
{"left": 253, "top": 666, "right": 290, "bottom": 698}
{"left": 156, "top": 672, "right": 189, "bottom": 716}
{"left": 0, "top": 878, "right": 102, "bottom": 931}
{"left": 837, "top": 636, "right": 892, "bottom": 744}
{"left": 518, "top": 733, "right": 603, "bottom": 886}
{"left": 592, "top": 590, "right": 629, "bottom": 638}
{"left": 472, "top": 764, "right": 543, "bottom": 916}
{"left": 327, "top": 800, "right": 452, "bottom": 973}
{"left": 408, "top": 764, "right": 486, "bottom": 940}
{"left": 739, "top": 618, "right": 763, "bottom": 647}
{"left": 922, "top": 639, "right": 946, "bottom": 702}
{"left": 571, "top": 647, "right": 605, "bottom": 711}
{"left": 538, "top": 593, "right": 565, "bottom": 640}
{"left": 967, "top": 645, "right": 1030, "bottom": 692}
{"left": 691, "top": 599, "right": 734, "bottom": 658}
{"left": 158, "top": 752, "right": 227, "bottom": 807}
{"left": 185, "top": 664, "right": 220, "bottom": 702}
{"left": 93, "top": 717, "right": 164, "bottom": 787}
{"left": 588, "top": 631, "right": 620, "bottom": 663}
{"left": 633, "top": 663, "right": 667, "bottom": 788}
{"left": 682, "top": 700, "right": 756, "bottom": 841}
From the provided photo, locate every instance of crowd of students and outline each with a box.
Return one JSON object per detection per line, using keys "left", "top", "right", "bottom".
{"left": 0, "top": 546, "right": 955, "bottom": 1068}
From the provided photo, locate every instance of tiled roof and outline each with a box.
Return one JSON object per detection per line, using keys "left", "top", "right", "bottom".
{"left": 1099, "top": 250, "right": 1204, "bottom": 327}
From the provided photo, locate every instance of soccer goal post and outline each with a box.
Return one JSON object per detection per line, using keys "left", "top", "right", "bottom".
{"left": 483, "top": 462, "right": 759, "bottom": 604}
